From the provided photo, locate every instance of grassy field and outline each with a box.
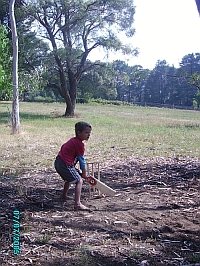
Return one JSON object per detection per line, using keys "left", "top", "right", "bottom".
{"left": 0, "top": 101, "right": 200, "bottom": 171}
{"left": 1, "top": 101, "right": 200, "bottom": 266}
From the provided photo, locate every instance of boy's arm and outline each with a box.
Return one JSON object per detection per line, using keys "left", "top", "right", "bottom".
{"left": 81, "top": 169, "right": 87, "bottom": 179}
{"left": 77, "top": 155, "right": 87, "bottom": 179}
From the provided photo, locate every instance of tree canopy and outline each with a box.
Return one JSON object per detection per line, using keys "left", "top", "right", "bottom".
{"left": 25, "top": 0, "right": 137, "bottom": 116}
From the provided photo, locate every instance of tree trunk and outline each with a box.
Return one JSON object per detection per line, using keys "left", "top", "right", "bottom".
{"left": 64, "top": 94, "right": 75, "bottom": 117}
{"left": 9, "top": 0, "right": 20, "bottom": 134}
{"left": 46, "top": 27, "right": 76, "bottom": 117}
{"left": 64, "top": 69, "right": 77, "bottom": 116}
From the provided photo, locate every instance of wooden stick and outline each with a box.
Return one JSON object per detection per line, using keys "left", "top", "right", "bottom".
{"left": 97, "top": 163, "right": 101, "bottom": 195}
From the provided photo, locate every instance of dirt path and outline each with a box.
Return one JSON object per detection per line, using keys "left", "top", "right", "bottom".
{"left": 0, "top": 157, "right": 200, "bottom": 265}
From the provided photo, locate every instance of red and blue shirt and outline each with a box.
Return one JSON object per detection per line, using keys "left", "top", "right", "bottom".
{"left": 58, "top": 137, "right": 86, "bottom": 170}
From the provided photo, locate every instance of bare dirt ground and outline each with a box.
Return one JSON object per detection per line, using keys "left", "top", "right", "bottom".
{"left": 0, "top": 156, "right": 200, "bottom": 266}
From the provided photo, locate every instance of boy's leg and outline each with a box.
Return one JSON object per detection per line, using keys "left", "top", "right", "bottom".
{"left": 55, "top": 158, "right": 72, "bottom": 200}
{"left": 61, "top": 182, "right": 70, "bottom": 200}
{"left": 55, "top": 158, "right": 89, "bottom": 210}
{"left": 74, "top": 179, "right": 89, "bottom": 210}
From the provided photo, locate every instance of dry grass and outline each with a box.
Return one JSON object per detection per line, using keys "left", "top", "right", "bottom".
{"left": 0, "top": 101, "right": 200, "bottom": 266}
{"left": 0, "top": 101, "right": 200, "bottom": 172}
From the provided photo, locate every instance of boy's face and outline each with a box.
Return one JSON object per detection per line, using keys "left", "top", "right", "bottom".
{"left": 77, "top": 126, "right": 92, "bottom": 141}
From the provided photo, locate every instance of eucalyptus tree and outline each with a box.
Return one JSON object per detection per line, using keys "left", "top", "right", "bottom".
{"left": 111, "top": 61, "right": 150, "bottom": 103}
{"left": 127, "top": 65, "right": 149, "bottom": 103}
{"left": 164, "top": 65, "right": 180, "bottom": 106}
{"left": 112, "top": 60, "right": 130, "bottom": 101}
{"left": 144, "top": 60, "right": 170, "bottom": 104}
{"left": 10, "top": 0, "right": 20, "bottom": 134}
{"left": 178, "top": 53, "right": 200, "bottom": 106}
{"left": 179, "top": 53, "right": 200, "bottom": 75}
{"left": 78, "top": 62, "right": 117, "bottom": 100}
{"left": 143, "top": 56, "right": 199, "bottom": 107}
{"left": 25, "top": 0, "right": 137, "bottom": 116}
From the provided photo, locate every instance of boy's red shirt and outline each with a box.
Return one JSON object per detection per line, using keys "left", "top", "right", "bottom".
{"left": 58, "top": 137, "right": 84, "bottom": 166}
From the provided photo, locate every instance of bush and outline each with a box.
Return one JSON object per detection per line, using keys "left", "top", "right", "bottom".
{"left": 91, "top": 98, "right": 123, "bottom": 106}
{"left": 76, "top": 98, "right": 89, "bottom": 104}
{"left": 34, "top": 96, "right": 53, "bottom": 102}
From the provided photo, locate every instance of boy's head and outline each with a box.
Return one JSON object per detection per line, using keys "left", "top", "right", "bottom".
{"left": 75, "top": 121, "right": 92, "bottom": 139}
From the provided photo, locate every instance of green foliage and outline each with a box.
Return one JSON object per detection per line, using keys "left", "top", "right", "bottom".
{"left": 33, "top": 96, "right": 53, "bottom": 102}
{"left": 78, "top": 63, "right": 117, "bottom": 100}
{"left": 0, "top": 0, "right": 25, "bottom": 27}
{"left": 189, "top": 72, "right": 200, "bottom": 90}
{"left": 112, "top": 60, "right": 149, "bottom": 102}
{"left": 91, "top": 98, "right": 125, "bottom": 106}
{"left": 18, "top": 69, "right": 46, "bottom": 101}
{"left": 177, "top": 53, "right": 200, "bottom": 106}
{"left": 0, "top": 65, "right": 12, "bottom": 100}
{"left": 18, "top": 31, "right": 49, "bottom": 73}
{"left": 76, "top": 98, "right": 89, "bottom": 104}
{"left": 194, "top": 90, "right": 200, "bottom": 107}
{"left": 0, "top": 24, "right": 12, "bottom": 100}
{"left": 24, "top": 0, "right": 137, "bottom": 115}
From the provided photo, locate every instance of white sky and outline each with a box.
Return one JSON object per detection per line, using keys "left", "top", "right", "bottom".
{"left": 89, "top": 0, "right": 200, "bottom": 69}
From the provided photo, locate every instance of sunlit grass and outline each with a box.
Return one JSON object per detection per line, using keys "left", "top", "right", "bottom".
{"left": 0, "top": 101, "right": 199, "bottom": 171}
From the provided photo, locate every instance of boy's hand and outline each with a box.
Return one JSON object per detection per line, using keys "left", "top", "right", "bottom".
{"left": 85, "top": 175, "right": 97, "bottom": 186}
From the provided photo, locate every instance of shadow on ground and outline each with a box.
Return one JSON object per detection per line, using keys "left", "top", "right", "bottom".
{"left": 0, "top": 157, "right": 200, "bottom": 265}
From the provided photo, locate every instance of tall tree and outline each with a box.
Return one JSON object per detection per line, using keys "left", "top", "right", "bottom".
{"left": 112, "top": 60, "right": 130, "bottom": 101}
{"left": 144, "top": 60, "right": 169, "bottom": 104}
{"left": 9, "top": 0, "right": 20, "bottom": 134}
{"left": 25, "top": 0, "right": 137, "bottom": 116}
{"left": 78, "top": 62, "right": 117, "bottom": 100}
{"left": 126, "top": 65, "right": 149, "bottom": 103}
{"left": 178, "top": 53, "right": 200, "bottom": 105}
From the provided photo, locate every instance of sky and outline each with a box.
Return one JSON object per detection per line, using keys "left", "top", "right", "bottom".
{"left": 89, "top": 0, "right": 200, "bottom": 70}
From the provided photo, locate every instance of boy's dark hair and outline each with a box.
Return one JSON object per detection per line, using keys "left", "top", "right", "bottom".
{"left": 75, "top": 121, "right": 92, "bottom": 136}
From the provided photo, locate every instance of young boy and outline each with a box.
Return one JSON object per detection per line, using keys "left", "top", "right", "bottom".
{"left": 54, "top": 121, "right": 92, "bottom": 211}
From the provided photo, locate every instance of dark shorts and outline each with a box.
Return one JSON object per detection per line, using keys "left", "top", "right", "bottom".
{"left": 54, "top": 157, "right": 81, "bottom": 184}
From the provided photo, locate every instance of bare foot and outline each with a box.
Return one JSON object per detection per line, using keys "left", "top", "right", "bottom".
{"left": 74, "top": 203, "right": 90, "bottom": 211}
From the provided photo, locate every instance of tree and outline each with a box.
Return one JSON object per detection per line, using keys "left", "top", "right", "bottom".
{"left": 164, "top": 65, "right": 180, "bottom": 106}
{"left": 17, "top": 31, "right": 50, "bottom": 100}
{"left": 0, "top": 24, "right": 12, "bottom": 100}
{"left": 78, "top": 62, "right": 117, "bottom": 100}
{"left": 25, "top": 0, "right": 137, "bottom": 116}
{"left": 144, "top": 60, "right": 169, "bottom": 104}
{"left": 112, "top": 60, "right": 130, "bottom": 101}
{"left": 0, "top": 0, "right": 44, "bottom": 102}
{"left": 194, "top": 90, "right": 200, "bottom": 107}
{"left": 178, "top": 53, "right": 200, "bottom": 106}
{"left": 126, "top": 65, "right": 149, "bottom": 103}
{"left": 9, "top": 0, "right": 20, "bottom": 134}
